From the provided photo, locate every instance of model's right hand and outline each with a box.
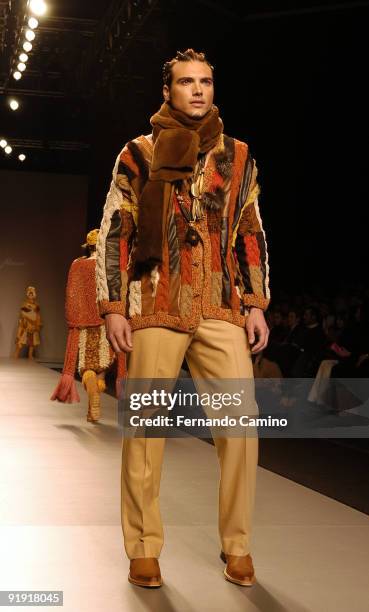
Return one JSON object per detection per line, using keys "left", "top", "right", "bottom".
{"left": 105, "top": 313, "right": 133, "bottom": 353}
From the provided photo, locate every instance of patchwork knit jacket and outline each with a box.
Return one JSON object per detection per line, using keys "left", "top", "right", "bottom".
{"left": 96, "top": 132, "right": 270, "bottom": 333}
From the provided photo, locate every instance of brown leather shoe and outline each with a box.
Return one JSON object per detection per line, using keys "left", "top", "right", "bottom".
{"left": 220, "top": 551, "right": 256, "bottom": 587}
{"left": 128, "top": 558, "right": 163, "bottom": 588}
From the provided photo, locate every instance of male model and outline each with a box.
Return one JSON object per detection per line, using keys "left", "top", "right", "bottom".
{"left": 96, "top": 49, "right": 270, "bottom": 587}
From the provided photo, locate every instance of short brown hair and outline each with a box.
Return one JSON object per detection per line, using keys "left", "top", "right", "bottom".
{"left": 163, "top": 48, "right": 214, "bottom": 87}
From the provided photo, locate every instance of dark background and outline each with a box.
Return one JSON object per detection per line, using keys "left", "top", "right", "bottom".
{"left": 1, "top": 0, "right": 368, "bottom": 295}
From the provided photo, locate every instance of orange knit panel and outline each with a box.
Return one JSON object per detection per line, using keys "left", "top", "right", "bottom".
{"left": 66, "top": 258, "right": 103, "bottom": 328}
{"left": 209, "top": 231, "right": 222, "bottom": 272}
{"left": 120, "top": 239, "right": 128, "bottom": 270}
{"left": 62, "top": 328, "right": 80, "bottom": 376}
{"left": 244, "top": 234, "right": 261, "bottom": 266}
{"left": 181, "top": 244, "right": 192, "bottom": 285}
{"left": 212, "top": 170, "right": 224, "bottom": 191}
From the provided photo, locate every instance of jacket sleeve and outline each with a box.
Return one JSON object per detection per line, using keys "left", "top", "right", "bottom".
{"left": 96, "top": 145, "right": 137, "bottom": 317}
{"left": 232, "top": 156, "right": 271, "bottom": 311}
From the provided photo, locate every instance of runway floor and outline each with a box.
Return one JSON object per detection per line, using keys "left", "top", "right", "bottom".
{"left": 0, "top": 358, "right": 368, "bottom": 612}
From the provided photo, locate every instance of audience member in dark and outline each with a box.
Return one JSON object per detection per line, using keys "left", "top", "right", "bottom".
{"left": 274, "top": 309, "right": 305, "bottom": 377}
{"left": 268, "top": 310, "right": 288, "bottom": 344}
{"left": 253, "top": 344, "right": 283, "bottom": 416}
{"left": 253, "top": 285, "right": 369, "bottom": 383}
{"left": 331, "top": 301, "right": 369, "bottom": 377}
{"left": 291, "top": 306, "right": 328, "bottom": 377}
{"left": 285, "top": 309, "right": 306, "bottom": 348}
{"left": 319, "top": 301, "right": 335, "bottom": 336}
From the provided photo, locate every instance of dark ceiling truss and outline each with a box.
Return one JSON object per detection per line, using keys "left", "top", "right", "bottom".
{"left": 194, "top": 0, "right": 369, "bottom": 22}
{"left": 0, "top": 1, "right": 161, "bottom": 100}
{"left": 37, "top": 16, "right": 98, "bottom": 36}
{"left": 7, "top": 137, "right": 89, "bottom": 151}
{"left": 0, "top": 1, "right": 8, "bottom": 49}
{"left": 2, "top": 85, "right": 76, "bottom": 98}
{"left": 79, "top": 0, "right": 160, "bottom": 93}
{"left": 0, "top": 4, "right": 99, "bottom": 96}
{"left": 1, "top": 69, "right": 146, "bottom": 99}
{"left": 0, "top": 0, "right": 28, "bottom": 89}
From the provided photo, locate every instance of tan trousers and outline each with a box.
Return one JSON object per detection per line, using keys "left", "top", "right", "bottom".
{"left": 121, "top": 317, "right": 258, "bottom": 559}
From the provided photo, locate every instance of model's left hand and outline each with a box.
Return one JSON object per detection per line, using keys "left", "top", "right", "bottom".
{"left": 246, "top": 307, "right": 269, "bottom": 354}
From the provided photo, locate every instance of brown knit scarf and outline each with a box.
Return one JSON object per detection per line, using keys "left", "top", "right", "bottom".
{"left": 134, "top": 101, "right": 223, "bottom": 271}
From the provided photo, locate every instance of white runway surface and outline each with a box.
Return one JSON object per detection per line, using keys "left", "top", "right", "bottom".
{"left": 0, "top": 358, "right": 368, "bottom": 612}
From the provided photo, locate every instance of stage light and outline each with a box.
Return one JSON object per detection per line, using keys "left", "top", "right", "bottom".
{"left": 19, "top": 53, "right": 28, "bottom": 62}
{"left": 5, "top": 145, "right": 12, "bottom": 154}
{"left": 17, "top": 62, "right": 26, "bottom": 72}
{"left": 29, "top": 0, "right": 47, "bottom": 16}
{"left": 13, "top": 71, "right": 22, "bottom": 80}
{"left": 25, "top": 29, "right": 36, "bottom": 42}
{"left": 28, "top": 17, "right": 39, "bottom": 29}
{"left": 0, "top": 139, "right": 7, "bottom": 148}
{"left": 23, "top": 41, "right": 32, "bottom": 52}
{"left": 9, "top": 99, "right": 19, "bottom": 111}
{"left": 18, "top": 154, "right": 26, "bottom": 161}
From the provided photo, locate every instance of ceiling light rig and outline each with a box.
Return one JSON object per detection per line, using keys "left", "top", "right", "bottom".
{"left": 29, "top": 1, "right": 48, "bottom": 17}
{"left": 10, "top": 2, "right": 48, "bottom": 82}
{"left": 25, "top": 29, "right": 36, "bottom": 41}
{"left": 2, "top": 0, "right": 42, "bottom": 165}
{"left": 28, "top": 17, "right": 39, "bottom": 29}
{"left": 1, "top": 138, "right": 28, "bottom": 162}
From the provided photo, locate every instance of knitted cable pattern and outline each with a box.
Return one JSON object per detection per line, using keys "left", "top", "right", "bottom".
{"left": 78, "top": 328, "right": 87, "bottom": 375}
{"left": 96, "top": 151, "right": 124, "bottom": 302}
{"left": 128, "top": 281, "right": 142, "bottom": 317}
{"left": 98, "top": 324, "right": 112, "bottom": 370}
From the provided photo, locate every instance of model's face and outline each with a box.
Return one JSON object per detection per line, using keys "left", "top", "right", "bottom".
{"left": 288, "top": 312, "right": 297, "bottom": 327}
{"left": 163, "top": 60, "right": 214, "bottom": 119}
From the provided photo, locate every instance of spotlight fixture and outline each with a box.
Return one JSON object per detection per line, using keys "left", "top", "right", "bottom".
{"left": 17, "top": 62, "right": 26, "bottom": 72}
{"left": 5, "top": 145, "right": 12, "bottom": 154}
{"left": 19, "top": 154, "right": 26, "bottom": 161}
{"left": 23, "top": 41, "right": 32, "bottom": 52}
{"left": 13, "top": 71, "right": 22, "bottom": 80}
{"left": 9, "top": 99, "right": 19, "bottom": 111}
{"left": 29, "top": 0, "right": 47, "bottom": 17}
{"left": 25, "top": 29, "right": 36, "bottom": 42}
{"left": 28, "top": 17, "right": 39, "bottom": 29}
{"left": 0, "top": 139, "right": 7, "bottom": 148}
{"left": 19, "top": 53, "right": 29, "bottom": 62}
